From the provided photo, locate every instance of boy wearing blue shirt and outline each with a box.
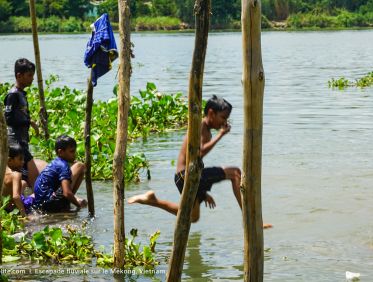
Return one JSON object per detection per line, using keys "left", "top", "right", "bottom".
{"left": 33, "top": 135, "right": 87, "bottom": 212}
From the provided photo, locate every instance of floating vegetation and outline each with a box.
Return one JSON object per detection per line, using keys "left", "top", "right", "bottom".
{"left": 328, "top": 77, "right": 351, "bottom": 89}
{"left": 356, "top": 72, "right": 373, "bottom": 88}
{"left": 1, "top": 198, "right": 160, "bottom": 269}
{"left": 328, "top": 72, "right": 373, "bottom": 89}
{"left": 0, "top": 77, "right": 190, "bottom": 181}
{"left": 96, "top": 228, "right": 160, "bottom": 269}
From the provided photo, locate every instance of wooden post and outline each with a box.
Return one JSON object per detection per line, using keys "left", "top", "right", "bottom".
{"left": 84, "top": 73, "right": 95, "bottom": 216}
{"left": 166, "top": 0, "right": 211, "bottom": 281}
{"left": 241, "top": 0, "right": 265, "bottom": 281}
{"left": 29, "top": 0, "right": 49, "bottom": 139}
{"left": 113, "top": 0, "right": 131, "bottom": 268}
{"left": 0, "top": 106, "right": 9, "bottom": 264}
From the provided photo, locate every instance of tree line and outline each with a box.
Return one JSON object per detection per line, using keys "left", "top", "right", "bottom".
{"left": 0, "top": 0, "right": 373, "bottom": 31}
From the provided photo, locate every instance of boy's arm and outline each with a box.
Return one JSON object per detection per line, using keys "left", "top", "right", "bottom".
{"left": 200, "top": 124, "right": 231, "bottom": 157}
{"left": 11, "top": 171, "right": 26, "bottom": 217}
{"left": 61, "top": 179, "right": 81, "bottom": 208}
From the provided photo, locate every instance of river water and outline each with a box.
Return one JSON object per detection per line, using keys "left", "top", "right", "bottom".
{"left": 0, "top": 30, "right": 373, "bottom": 281}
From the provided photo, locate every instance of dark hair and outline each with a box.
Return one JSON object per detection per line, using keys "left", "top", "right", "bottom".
{"left": 204, "top": 95, "right": 232, "bottom": 116}
{"left": 55, "top": 135, "right": 77, "bottom": 153}
{"left": 8, "top": 144, "right": 24, "bottom": 159}
{"left": 14, "top": 58, "right": 35, "bottom": 77}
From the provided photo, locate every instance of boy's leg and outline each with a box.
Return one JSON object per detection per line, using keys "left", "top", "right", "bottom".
{"left": 27, "top": 159, "right": 48, "bottom": 189}
{"left": 128, "top": 191, "right": 179, "bottom": 215}
{"left": 222, "top": 167, "right": 242, "bottom": 208}
{"left": 223, "top": 167, "right": 273, "bottom": 229}
{"left": 128, "top": 191, "right": 201, "bottom": 222}
{"left": 70, "top": 162, "right": 86, "bottom": 194}
{"left": 190, "top": 200, "right": 201, "bottom": 223}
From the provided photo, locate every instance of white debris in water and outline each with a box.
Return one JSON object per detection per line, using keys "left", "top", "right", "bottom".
{"left": 10, "top": 232, "right": 26, "bottom": 242}
{"left": 346, "top": 271, "right": 360, "bottom": 281}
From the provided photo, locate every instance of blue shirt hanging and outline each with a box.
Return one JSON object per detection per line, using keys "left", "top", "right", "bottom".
{"left": 84, "top": 13, "right": 118, "bottom": 86}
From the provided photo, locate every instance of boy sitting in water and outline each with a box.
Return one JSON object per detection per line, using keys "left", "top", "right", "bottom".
{"left": 33, "top": 135, "right": 87, "bottom": 212}
{"left": 128, "top": 95, "right": 272, "bottom": 228}
{"left": 2, "top": 144, "right": 33, "bottom": 217}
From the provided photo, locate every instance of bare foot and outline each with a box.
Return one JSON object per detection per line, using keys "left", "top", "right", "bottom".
{"left": 263, "top": 223, "right": 273, "bottom": 229}
{"left": 128, "top": 191, "right": 156, "bottom": 205}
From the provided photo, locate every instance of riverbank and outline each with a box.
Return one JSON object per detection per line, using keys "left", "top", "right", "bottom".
{"left": 1, "top": 11, "right": 373, "bottom": 34}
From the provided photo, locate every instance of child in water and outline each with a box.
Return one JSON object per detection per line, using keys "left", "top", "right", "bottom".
{"left": 128, "top": 95, "right": 272, "bottom": 228}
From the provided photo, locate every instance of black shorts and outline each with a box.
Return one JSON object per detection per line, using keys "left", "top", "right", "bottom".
{"left": 174, "top": 167, "right": 226, "bottom": 203}
{"left": 40, "top": 188, "right": 70, "bottom": 213}
{"left": 8, "top": 136, "right": 33, "bottom": 180}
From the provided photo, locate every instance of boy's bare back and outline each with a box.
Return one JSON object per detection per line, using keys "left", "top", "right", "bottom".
{"left": 2, "top": 168, "right": 14, "bottom": 196}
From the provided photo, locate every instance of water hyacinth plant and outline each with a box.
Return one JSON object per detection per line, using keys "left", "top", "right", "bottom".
{"left": 356, "top": 71, "right": 373, "bottom": 88}
{"left": 328, "top": 71, "right": 373, "bottom": 89}
{"left": 1, "top": 198, "right": 161, "bottom": 269}
{"left": 328, "top": 77, "right": 351, "bottom": 89}
{"left": 96, "top": 228, "right": 160, "bottom": 269}
{"left": 0, "top": 77, "right": 189, "bottom": 181}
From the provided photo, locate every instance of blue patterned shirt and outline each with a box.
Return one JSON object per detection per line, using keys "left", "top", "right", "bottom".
{"left": 34, "top": 157, "right": 71, "bottom": 206}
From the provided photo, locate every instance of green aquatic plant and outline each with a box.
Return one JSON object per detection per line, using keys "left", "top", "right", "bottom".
{"left": 127, "top": 82, "right": 189, "bottom": 139}
{"left": 96, "top": 228, "right": 161, "bottom": 269}
{"left": 0, "top": 78, "right": 189, "bottom": 181}
{"left": 16, "top": 224, "right": 94, "bottom": 263}
{"left": 0, "top": 196, "right": 24, "bottom": 235}
{"left": 0, "top": 274, "right": 9, "bottom": 282}
{"left": 328, "top": 72, "right": 373, "bottom": 89}
{"left": 1, "top": 197, "right": 161, "bottom": 268}
{"left": 355, "top": 71, "right": 373, "bottom": 88}
{"left": 3, "top": 224, "right": 161, "bottom": 267}
{"left": 328, "top": 77, "right": 351, "bottom": 89}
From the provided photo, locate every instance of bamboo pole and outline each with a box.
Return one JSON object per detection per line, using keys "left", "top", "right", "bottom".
{"left": 29, "top": 0, "right": 49, "bottom": 139}
{"left": 241, "top": 0, "right": 265, "bottom": 281}
{"left": 0, "top": 106, "right": 9, "bottom": 264}
{"left": 84, "top": 73, "right": 95, "bottom": 216}
{"left": 113, "top": 0, "right": 131, "bottom": 268}
{"left": 166, "top": 0, "right": 211, "bottom": 280}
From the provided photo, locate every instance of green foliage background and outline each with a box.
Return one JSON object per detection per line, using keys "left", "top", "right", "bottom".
{"left": 1, "top": 0, "right": 373, "bottom": 32}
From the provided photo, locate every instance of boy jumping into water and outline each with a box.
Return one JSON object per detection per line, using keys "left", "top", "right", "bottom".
{"left": 128, "top": 95, "right": 272, "bottom": 228}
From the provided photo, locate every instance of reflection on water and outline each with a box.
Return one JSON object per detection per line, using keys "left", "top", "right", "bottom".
{"left": 184, "top": 232, "right": 215, "bottom": 281}
{"left": 0, "top": 30, "right": 373, "bottom": 281}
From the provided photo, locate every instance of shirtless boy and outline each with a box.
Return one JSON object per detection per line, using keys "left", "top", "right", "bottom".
{"left": 129, "top": 95, "right": 272, "bottom": 228}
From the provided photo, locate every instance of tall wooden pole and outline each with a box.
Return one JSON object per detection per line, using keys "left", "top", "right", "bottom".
{"left": 84, "top": 73, "right": 95, "bottom": 216}
{"left": 166, "top": 0, "right": 211, "bottom": 281}
{"left": 0, "top": 106, "right": 9, "bottom": 264}
{"left": 241, "top": 0, "right": 265, "bottom": 281}
{"left": 113, "top": 0, "right": 131, "bottom": 268}
{"left": 29, "top": 0, "right": 49, "bottom": 139}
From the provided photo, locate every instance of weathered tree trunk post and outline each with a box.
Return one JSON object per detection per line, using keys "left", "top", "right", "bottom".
{"left": 113, "top": 0, "right": 131, "bottom": 268}
{"left": 241, "top": 0, "right": 265, "bottom": 281}
{"left": 29, "top": 0, "right": 49, "bottom": 139}
{"left": 166, "top": 0, "right": 211, "bottom": 281}
{"left": 0, "top": 106, "right": 9, "bottom": 264}
{"left": 84, "top": 73, "right": 95, "bottom": 216}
